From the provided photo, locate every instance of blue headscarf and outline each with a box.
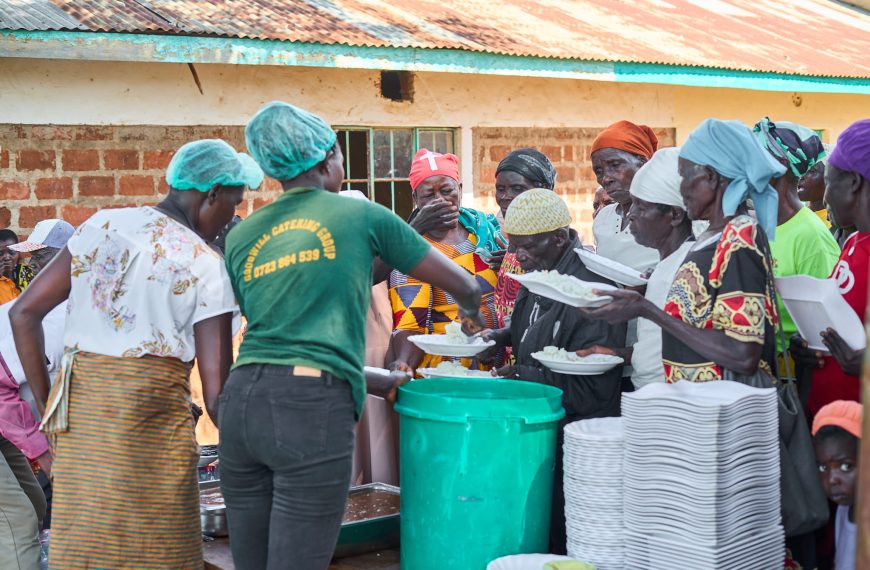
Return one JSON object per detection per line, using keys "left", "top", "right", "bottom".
{"left": 680, "top": 119, "right": 786, "bottom": 240}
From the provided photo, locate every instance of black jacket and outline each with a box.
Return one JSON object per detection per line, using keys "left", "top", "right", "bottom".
{"left": 509, "top": 232, "right": 627, "bottom": 421}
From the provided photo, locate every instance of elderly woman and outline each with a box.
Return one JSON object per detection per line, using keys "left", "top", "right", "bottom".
{"left": 580, "top": 148, "right": 695, "bottom": 389}
{"left": 223, "top": 103, "right": 483, "bottom": 570}
{"left": 580, "top": 119, "right": 783, "bottom": 383}
{"left": 484, "top": 189, "right": 626, "bottom": 554}
{"left": 591, "top": 120, "right": 661, "bottom": 271}
{"left": 753, "top": 118, "right": 841, "bottom": 362}
{"left": 9, "top": 139, "right": 261, "bottom": 569}
{"left": 492, "top": 148, "right": 556, "bottom": 329}
{"left": 387, "top": 149, "right": 500, "bottom": 373}
{"left": 790, "top": 119, "right": 870, "bottom": 416}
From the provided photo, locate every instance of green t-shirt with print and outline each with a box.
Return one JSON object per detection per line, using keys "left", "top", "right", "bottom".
{"left": 225, "top": 188, "right": 431, "bottom": 416}
{"left": 771, "top": 206, "right": 841, "bottom": 352}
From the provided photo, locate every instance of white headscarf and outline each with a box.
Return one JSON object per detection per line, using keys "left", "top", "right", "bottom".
{"left": 629, "top": 147, "right": 686, "bottom": 209}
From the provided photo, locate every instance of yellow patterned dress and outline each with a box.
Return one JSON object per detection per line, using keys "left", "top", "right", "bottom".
{"left": 389, "top": 234, "right": 498, "bottom": 370}
{"left": 661, "top": 215, "right": 777, "bottom": 382}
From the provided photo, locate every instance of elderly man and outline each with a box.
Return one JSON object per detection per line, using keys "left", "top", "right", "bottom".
{"left": 580, "top": 148, "right": 694, "bottom": 389}
{"left": 485, "top": 188, "right": 626, "bottom": 554}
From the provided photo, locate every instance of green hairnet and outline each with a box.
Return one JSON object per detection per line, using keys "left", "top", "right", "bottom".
{"left": 165, "top": 139, "right": 264, "bottom": 192}
{"left": 245, "top": 101, "right": 337, "bottom": 181}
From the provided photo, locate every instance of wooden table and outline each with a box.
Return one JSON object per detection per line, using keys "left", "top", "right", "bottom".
{"left": 203, "top": 538, "right": 399, "bottom": 570}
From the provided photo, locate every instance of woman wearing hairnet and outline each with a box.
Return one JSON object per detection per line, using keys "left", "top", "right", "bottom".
{"left": 220, "top": 101, "right": 483, "bottom": 570}
{"left": 10, "top": 139, "right": 263, "bottom": 568}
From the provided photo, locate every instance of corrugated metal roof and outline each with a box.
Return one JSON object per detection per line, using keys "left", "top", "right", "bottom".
{"left": 0, "top": 0, "right": 85, "bottom": 31}
{"left": 2, "top": 0, "right": 868, "bottom": 78}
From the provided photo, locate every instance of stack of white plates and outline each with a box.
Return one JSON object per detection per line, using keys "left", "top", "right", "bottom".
{"left": 622, "top": 381, "right": 784, "bottom": 569}
{"left": 563, "top": 417, "right": 625, "bottom": 570}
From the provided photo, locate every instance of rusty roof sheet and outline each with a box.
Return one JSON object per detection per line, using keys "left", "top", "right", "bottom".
{"left": 2, "top": 0, "right": 869, "bottom": 78}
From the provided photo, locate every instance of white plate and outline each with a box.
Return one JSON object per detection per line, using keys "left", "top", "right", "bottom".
{"left": 506, "top": 272, "right": 617, "bottom": 308}
{"left": 532, "top": 351, "right": 623, "bottom": 375}
{"left": 775, "top": 274, "right": 867, "bottom": 352}
{"left": 407, "top": 334, "right": 495, "bottom": 357}
{"left": 418, "top": 368, "right": 499, "bottom": 379}
{"left": 575, "top": 248, "right": 649, "bottom": 286}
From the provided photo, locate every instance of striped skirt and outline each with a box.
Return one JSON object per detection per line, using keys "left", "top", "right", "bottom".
{"left": 48, "top": 351, "right": 202, "bottom": 569}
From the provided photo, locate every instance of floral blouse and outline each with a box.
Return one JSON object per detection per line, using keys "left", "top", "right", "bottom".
{"left": 64, "top": 207, "right": 237, "bottom": 362}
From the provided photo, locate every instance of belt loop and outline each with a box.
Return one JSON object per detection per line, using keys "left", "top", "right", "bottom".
{"left": 324, "top": 373, "right": 333, "bottom": 386}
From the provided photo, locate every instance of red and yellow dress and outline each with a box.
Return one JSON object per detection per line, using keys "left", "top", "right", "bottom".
{"left": 661, "top": 216, "right": 777, "bottom": 382}
{"left": 389, "top": 234, "right": 497, "bottom": 370}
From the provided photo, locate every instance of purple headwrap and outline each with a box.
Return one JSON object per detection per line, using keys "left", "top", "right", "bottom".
{"left": 828, "top": 119, "right": 870, "bottom": 181}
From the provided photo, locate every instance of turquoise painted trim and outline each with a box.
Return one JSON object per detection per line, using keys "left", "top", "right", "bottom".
{"left": 613, "top": 62, "right": 870, "bottom": 94}
{"left": 2, "top": 30, "right": 869, "bottom": 94}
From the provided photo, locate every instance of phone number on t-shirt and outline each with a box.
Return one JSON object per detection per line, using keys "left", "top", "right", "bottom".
{"left": 253, "top": 248, "right": 321, "bottom": 278}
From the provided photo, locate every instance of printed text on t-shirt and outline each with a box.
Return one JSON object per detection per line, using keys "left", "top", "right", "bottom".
{"left": 242, "top": 218, "right": 336, "bottom": 282}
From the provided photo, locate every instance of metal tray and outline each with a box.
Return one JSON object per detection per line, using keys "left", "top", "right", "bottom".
{"left": 333, "top": 483, "right": 400, "bottom": 559}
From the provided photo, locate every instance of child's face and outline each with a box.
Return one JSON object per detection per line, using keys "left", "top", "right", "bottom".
{"left": 814, "top": 436, "right": 859, "bottom": 507}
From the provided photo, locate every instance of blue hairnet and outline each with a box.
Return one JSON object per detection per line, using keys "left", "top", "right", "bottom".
{"left": 680, "top": 119, "right": 786, "bottom": 240}
{"left": 166, "top": 139, "right": 264, "bottom": 192}
{"left": 245, "top": 101, "right": 337, "bottom": 181}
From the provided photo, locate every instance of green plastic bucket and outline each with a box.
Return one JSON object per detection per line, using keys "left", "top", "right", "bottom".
{"left": 394, "top": 378, "right": 565, "bottom": 569}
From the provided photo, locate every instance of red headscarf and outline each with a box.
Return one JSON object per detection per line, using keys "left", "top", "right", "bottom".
{"left": 591, "top": 120, "right": 659, "bottom": 160}
{"left": 409, "top": 148, "right": 460, "bottom": 190}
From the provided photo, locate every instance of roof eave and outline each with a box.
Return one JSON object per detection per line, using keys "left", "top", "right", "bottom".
{"left": 1, "top": 30, "right": 869, "bottom": 95}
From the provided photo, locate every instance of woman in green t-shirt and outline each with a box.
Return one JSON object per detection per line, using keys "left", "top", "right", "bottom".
{"left": 221, "top": 101, "right": 485, "bottom": 570}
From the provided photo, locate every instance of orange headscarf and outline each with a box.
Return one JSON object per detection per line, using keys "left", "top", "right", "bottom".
{"left": 591, "top": 120, "right": 659, "bottom": 160}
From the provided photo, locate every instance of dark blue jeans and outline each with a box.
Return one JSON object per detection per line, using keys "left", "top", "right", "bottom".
{"left": 218, "top": 365, "right": 356, "bottom": 570}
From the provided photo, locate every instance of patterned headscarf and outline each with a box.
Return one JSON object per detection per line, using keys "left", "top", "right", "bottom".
{"left": 495, "top": 148, "right": 557, "bottom": 189}
{"left": 828, "top": 119, "right": 870, "bottom": 181}
{"left": 753, "top": 117, "right": 826, "bottom": 178}
{"left": 503, "top": 188, "right": 572, "bottom": 236}
{"left": 681, "top": 119, "right": 786, "bottom": 240}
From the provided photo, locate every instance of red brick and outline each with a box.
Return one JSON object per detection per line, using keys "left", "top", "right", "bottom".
{"left": 19, "top": 205, "right": 57, "bottom": 229}
{"left": 480, "top": 167, "right": 497, "bottom": 182}
{"left": 0, "top": 150, "right": 8, "bottom": 169}
{"left": 0, "top": 181, "right": 29, "bottom": 200}
{"left": 235, "top": 202, "right": 251, "bottom": 217}
{"left": 62, "top": 149, "right": 100, "bottom": 171}
{"left": 74, "top": 126, "right": 114, "bottom": 141}
{"left": 143, "top": 150, "right": 175, "bottom": 170}
{"left": 0, "top": 207, "right": 10, "bottom": 228}
{"left": 489, "top": 145, "right": 512, "bottom": 162}
{"left": 262, "top": 178, "right": 282, "bottom": 192}
{"left": 252, "top": 197, "right": 273, "bottom": 210}
{"left": 541, "top": 146, "right": 562, "bottom": 161}
{"left": 61, "top": 205, "right": 98, "bottom": 227}
{"left": 79, "top": 176, "right": 115, "bottom": 197}
{"left": 119, "top": 175, "right": 154, "bottom": 196}
{"left": 30, "top": 126, "right": 74, "bottom": 140}
{"left": 35, "top": 177, "right": 73, "bottom": 199}
{"left": 104, "top": 149, "right": 139, "bottom": 170}
{"left": 556, "top": 166, "right": 576, "bottom": 182}
{"left": 563, "top": 145, "right": 575, "bottom": 161}
{"left": 16, "top": 150, "right": 55, "bottom": 171}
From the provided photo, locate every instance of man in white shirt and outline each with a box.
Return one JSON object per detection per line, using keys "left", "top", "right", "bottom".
{"left": 579, "top": 147, "right": 693, "bottom": 389}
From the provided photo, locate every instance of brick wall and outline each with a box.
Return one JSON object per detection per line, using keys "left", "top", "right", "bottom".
{"left": 473, "top": 127, "right": 676, "bottom": 242}
{"left": 0, "top": 124, "right": 283, "bottom": 235}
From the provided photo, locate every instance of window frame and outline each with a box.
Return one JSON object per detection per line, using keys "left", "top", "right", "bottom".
{"left": 334, "top": 126, "right": 458, "bottom": 214}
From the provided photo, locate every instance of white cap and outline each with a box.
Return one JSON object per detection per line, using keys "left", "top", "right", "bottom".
{"left": 9, "top": 219, "right": 75, "bottom": 252}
